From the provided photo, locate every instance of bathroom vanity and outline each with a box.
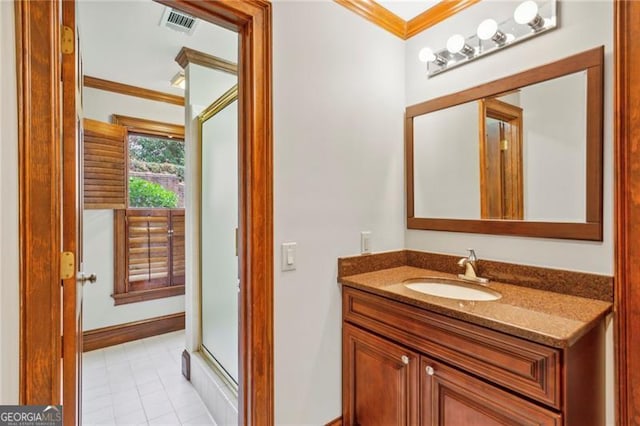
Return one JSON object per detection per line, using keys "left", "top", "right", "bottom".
{"left": 339, "top": 251, "right": 612, "bottom": 426}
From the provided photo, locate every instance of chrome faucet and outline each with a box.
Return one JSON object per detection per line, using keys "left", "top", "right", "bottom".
{"left": 457, "top": 249, "right": 489, "bottom": 284}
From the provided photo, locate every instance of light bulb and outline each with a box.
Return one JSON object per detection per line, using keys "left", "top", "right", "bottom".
{"left": 418, "top": 47, "right": 436, "bottom": 63}
{"left": 446, "top": 34, "right": 474, "bottom": 57}
{"left": 446, "top": 34, "right": 466, "bottom": 54}
{"left": 514, "top": 0, "right": 538, "bottom": 24}
{"left": 477, "top": 19, "right": 498, "bottom": 41}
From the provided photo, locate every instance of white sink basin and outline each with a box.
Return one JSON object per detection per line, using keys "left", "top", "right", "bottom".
{"left": 403, "top": 277, "right": 501, "bottom": 301}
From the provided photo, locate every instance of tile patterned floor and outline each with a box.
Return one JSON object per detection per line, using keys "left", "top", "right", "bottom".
{"left": 82, "top": 331, "right": 216, "bottom": 426}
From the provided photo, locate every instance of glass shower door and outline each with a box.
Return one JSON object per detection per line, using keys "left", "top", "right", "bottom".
{"left": 199, "top": 89, "right": 239, "bottom": 384}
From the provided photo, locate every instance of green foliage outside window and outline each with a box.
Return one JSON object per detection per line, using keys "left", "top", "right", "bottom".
{"left": 129, "top": 177, "right": 178, "bottom": 208}
{"left": 129, "top": 135, "right": 185, "bottom": 167}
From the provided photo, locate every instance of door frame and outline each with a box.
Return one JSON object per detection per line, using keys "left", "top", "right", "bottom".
{"left": 15, "top": 0, "right": 274, "bottom": 424}
{"left": 614, "top": 0, "right": 640, "bottom": 424}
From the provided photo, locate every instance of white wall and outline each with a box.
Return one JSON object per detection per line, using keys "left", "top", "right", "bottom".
{"left": 405, "top": 2, "right": 614, "bottom": 424}
{"left": 82, "top": 90, "right": 186, "bottom": 331}
{"left": 83, "top": 87, "right": 184, "bottom": 124}
{"left": 273, "top": 2, "right": 405, "bottom": 424}
{"left": 0, "top": 0, "right": 20, "bottom": 404}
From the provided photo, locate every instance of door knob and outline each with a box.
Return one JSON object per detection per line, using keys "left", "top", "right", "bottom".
{"left": 78, "top": 272, "right": 97, "bottom": 284}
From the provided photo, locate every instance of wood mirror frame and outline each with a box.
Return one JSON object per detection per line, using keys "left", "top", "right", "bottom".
{"left": 405, "top": 46, "right": 604, "bottom": 241}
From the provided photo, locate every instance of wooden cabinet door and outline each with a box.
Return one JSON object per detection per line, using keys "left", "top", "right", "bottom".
{"left": 420, "top": 357, "right": 561, "bottom": 426}
{"left": 343, "top": 323, "right": 419, "bottom": 426}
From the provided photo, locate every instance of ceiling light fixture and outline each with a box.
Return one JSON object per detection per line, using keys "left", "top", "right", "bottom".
{"left": 170, "top": 71, "right": 186, "bottom": 89}
{"left": 514, "top": 1, "right": 545, "bottom": 30}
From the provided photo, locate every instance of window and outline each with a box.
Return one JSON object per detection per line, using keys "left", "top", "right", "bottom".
{"left": 111, "top": 115, "right": 186, "bottom": 305}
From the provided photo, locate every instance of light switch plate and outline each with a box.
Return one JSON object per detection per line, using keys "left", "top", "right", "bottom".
{"left": 361, "top": 231, "right": 372, "bottom": 254}
{"left": 281, "top": 242, "right": 297, "bottom": 271}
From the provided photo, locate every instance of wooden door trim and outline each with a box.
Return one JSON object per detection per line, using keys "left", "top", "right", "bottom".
{"left": 15, "top": 0, "right": 63, "bottom": 404}
{"left": 62, "top": 1, "right": 81, "bottom": 424}
{"left": 478, "top": 98, "right": 524, "bottom": 220}
{"left": 615, "top": 0, "right": 639, "bottom": 424}
{"left": 157, "top": 1, "right": 273, "bottom": 424}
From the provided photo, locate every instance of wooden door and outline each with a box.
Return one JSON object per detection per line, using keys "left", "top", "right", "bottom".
{"left": 420, "top": 357, "right": 561, "bottom": 426}
{"left": 479, "top": 98, "right": 524, "bottom": 220}
{"left": 61, "top": 1, "right": 85, "bottom": 424}
{"left": 343, "top": 323, "right": 419, "bottom": 426}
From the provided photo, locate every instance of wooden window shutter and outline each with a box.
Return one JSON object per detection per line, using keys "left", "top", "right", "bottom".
{"left": 84, "top": 118, "right": 128, "bottom": 209}
{"left": 170, "top": 210, "right": 185, "bottom": 285}
{"left": 113, "top": 209, "right": 186, "bottom": 305}
{"left": 126, "top": 209, "right": 171, "bottom": 290}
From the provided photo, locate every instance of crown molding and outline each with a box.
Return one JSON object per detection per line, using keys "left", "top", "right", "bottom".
{"left": 83, "top": 76, "right": 184, "bottom": 106}
{"left": 406, "top": 0, "right": 481, "bottom": 38}
{"left": 175, "top": 47, "right": 238, "bottom": 74}
{"left": 335, "top": 0, "right": 481, "bottom": 40}
{"left": 334, "top": 0, "right": 406, "bottom": 38}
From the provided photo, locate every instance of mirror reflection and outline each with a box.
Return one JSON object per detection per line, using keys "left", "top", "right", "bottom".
{"left": 413, "top": 71, "right": 587, "bottom": 223}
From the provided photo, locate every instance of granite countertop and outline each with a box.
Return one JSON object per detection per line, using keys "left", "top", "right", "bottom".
{"left": 340, "top": 265, "right": 613, "bottom": 348}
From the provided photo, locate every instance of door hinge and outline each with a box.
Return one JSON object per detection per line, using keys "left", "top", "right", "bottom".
{"left": 61, "top": 25, "right": 74, "bottom": 54}
{"left": 501, "top": 139, "right": 509, "bottom": 151}
{"left": 61, "top": 251, "right": 75, "bottom": 280}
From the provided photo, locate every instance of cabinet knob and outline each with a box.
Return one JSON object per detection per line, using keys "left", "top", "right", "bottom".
{"left": 425, "top": 365, "right": 435, "bottom": 376}
{"left": 401, "top": 355, "right": 409, "bottom": 364}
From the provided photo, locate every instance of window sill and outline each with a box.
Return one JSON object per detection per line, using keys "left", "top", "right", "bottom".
{"left": 112, "top": 285, "right": 185, "bottom": 306}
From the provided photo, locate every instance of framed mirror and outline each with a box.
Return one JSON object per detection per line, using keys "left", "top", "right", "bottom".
{"left": 406, "top": 46, "right": 604, "bottom": 240}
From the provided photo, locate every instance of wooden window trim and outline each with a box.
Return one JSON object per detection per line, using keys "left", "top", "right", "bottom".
{"left": 112, "top": 285, "right": 185, "bottom": 306}
{"left": 114, "top": 209, "right": 185, "bottom": 305}
{"left": 112, "top": 114, "right": 185, "bottom": 140}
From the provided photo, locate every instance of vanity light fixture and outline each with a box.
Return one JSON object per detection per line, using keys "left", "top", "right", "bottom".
{"left": 419, "top": 0, "right": 556, "bottom": 78}
{"left": 418, "top": 47, "right": 447, "bottom": 66}
{"left": 477, "top": 19, "right": 507, "bottom": 44}
{"left": 447, "top": 34, "right": 475, "bottom": 56}
{"left": 170, "top": 71, "right": 186, "bottom": 89}
{"left": 514, "top": 0, "right": 545, "bottom": 30}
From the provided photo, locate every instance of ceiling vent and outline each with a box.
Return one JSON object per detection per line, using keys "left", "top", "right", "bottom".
{"left": 160, "top": 7, "right": 197, "bottom": 35}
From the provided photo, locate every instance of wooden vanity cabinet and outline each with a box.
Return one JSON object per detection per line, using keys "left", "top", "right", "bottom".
{"left": 342, "top": 287, "right": 605, "bottom": 426}
{"left": 343, "top": 323, "right": 419, "bottom": 425}
{"left": 421, "top": 357, "right": 561, "bottom": 425}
